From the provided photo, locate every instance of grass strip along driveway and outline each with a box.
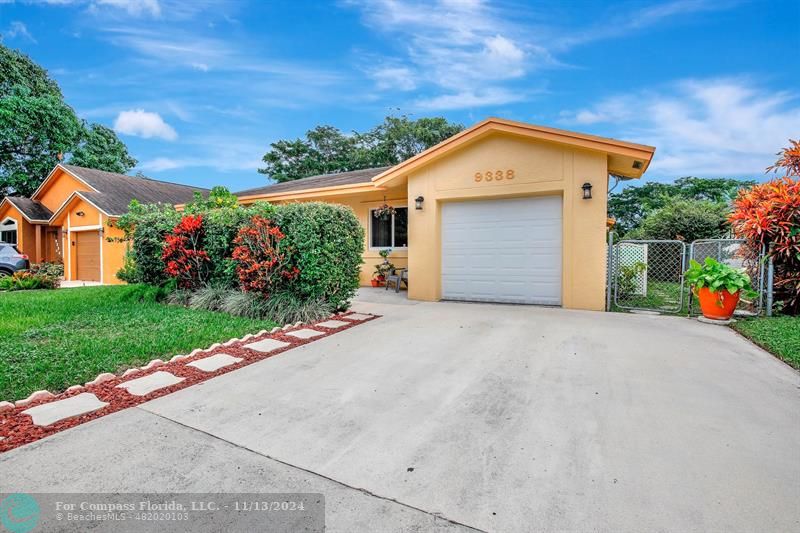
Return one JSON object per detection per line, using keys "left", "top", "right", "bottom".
{"left": 0, "top": 286, "right": 277, "bottom": 401}
{"left": 732, "top": 316, "right": 800, "bottom": 370}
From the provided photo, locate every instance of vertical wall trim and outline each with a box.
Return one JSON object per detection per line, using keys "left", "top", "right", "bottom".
{"left": 66, "top": 213, "right": 71, "bottom": 280}
{"left": 99, "top": 213, "right": 104, "bottom": 284}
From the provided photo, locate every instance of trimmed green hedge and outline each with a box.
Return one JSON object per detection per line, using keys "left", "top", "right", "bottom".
{"left": 117, "top": 198, "right": 364, "bottom": 310}
{"left": 272, "top": 202, "right": 364, "bottom": 310}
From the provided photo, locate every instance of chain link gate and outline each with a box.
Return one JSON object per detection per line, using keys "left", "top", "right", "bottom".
{"left": 607, "top": 237, "right": 769, "bottom": 315}
{"left": 610, "top": 239, "right": 687, "bottom": 313}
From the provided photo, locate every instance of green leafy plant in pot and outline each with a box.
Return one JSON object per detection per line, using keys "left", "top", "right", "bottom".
{"left": 685, "top": 257, "right": 757, "bottom": 320}
{"left": 372, "top": 248, "right": 394, "bottom": 287}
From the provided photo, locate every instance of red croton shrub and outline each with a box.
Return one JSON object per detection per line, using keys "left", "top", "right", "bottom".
{"left": 162, "top": 214, "right": 210, "bottom": 289}
{"left": 730, "top": 173, "right": 800, "bottom": 314}
{"left": 231, "top": 215, "right": 299, "bottom": 297}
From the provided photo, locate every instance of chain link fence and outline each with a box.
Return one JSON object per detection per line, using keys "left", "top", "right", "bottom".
{"left": 610, "top": 239, "right": 687, "bottom": 313}
{"left": 607, "top": 237, "right": 769, "bottom": 315}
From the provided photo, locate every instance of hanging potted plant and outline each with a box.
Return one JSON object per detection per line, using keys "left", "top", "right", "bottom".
{"left": 685, "top": 258, "right": 757, "bottom": 320}
{"left": 373, "top": 198, "right": 397, "bottom": 221}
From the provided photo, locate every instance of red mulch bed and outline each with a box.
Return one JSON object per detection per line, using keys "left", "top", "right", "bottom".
{"left": 0, "top": 312, "right": 378, "bottom": 453}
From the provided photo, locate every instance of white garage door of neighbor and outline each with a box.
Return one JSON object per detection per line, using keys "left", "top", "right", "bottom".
{"left": 441, "top": 196, "right": 562, "bottom": 305}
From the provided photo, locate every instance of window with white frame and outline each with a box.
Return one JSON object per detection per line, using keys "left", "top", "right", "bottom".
{"left": 370, "top": 207, "right": 408, "bottom": 249}
{"left": 0, "top": 218, "right": 17, "bottom": 244}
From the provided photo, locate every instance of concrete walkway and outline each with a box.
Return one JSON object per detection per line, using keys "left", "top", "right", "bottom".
{"left": 1, "top": 293, "right": 798, "bottom": 532}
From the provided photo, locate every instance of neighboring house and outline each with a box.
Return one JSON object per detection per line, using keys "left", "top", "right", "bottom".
{"left": 0, "top": 164, "right": 207, "bottom": 284}
{"left": 235, "top": 118, "right": 655, "bottom": 311}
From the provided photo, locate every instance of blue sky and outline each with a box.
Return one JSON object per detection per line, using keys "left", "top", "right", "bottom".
{"left": 1, "top": 0, "right": 798, "bottom": 191}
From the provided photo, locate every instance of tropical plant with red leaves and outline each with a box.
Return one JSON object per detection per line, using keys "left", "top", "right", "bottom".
{"left": 231, "top": 215, "right": 299, "bottom": 297}
{"left": 767, "top": 139, "right": 800, "bottom": 177}
{"left": 730, "top": 145, "right": 800, "bottom": 314}
{"left": 162, "top": 214, "right": 210, "bottom": 289}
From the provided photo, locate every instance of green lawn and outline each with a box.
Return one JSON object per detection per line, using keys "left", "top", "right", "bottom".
{"left": 732, "top": 316, "right": 800, "bottom": 369}
{"left": 0, "top": 286, "right": 277, "bottom": 401}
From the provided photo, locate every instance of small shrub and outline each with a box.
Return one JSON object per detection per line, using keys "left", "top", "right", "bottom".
{"left": 115, "top": 201, "right": 181, "bottom": 284}
{"left": 30, "top": 262, "right": 64, "bottom": 278}
{"left": 162, "top": 214, "right": 210, "bottom": 290}
{"left": 625, "top": 198, "right": 729, "bottom": 241}
{"left": 617, "top": 262, "right": 646, "bottom": 297}
{"left": 272, "top": 202, "right": 364, "bottom": 310}
{"left": 0, "top": 271, "right": 59, "bottom": 291}
{"left": 232, "top": 215, "right": 299, "bottom": 297}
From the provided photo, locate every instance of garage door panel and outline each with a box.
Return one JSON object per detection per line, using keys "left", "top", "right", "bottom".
{"left": 76, "top": 231, "right": 101, "bottom": 282}
{"left": 441, "top": 196, "right": 562, "bottom": 305}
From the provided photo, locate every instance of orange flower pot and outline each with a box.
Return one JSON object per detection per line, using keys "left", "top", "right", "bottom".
{"left": 696, "top": 286, "right": 740, "bottom": 320}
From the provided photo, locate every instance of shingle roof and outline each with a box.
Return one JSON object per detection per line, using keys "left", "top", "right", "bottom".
{"left": 5, "top": 197, "right": 53, "bottom": 222}
{"left": 235, "top": 166, "right": 390, "bottom": 197}
{"left": 61, "top": 165, "right": 209, "bottom": 216}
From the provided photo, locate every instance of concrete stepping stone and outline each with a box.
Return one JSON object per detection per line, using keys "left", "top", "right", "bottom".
{"left": 187, "top": 353, "right": 243, "bottom": 372}
{"left": 286, "top": 328, "right": 325, "bottom": 339}
{"left": 22, "top": 393, "right": 108, "bottom": 427}
{"left": 244, "top": 338, "right": 291, "bottom": 353}
{"left": 315, "top": 320, "right": 350, "bottom": 329}
{"left": 117, "top": 371, "right": 184, "bottom": 397}
{"left": 344, "top": 313, "right": 372, "bottom": 321}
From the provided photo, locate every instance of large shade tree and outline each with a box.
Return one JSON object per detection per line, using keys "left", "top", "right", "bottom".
{"left": 0, "top": 44, "right": 136, "bottom": 197}
{"left": 259, "top": 115, "right": 463, "bottom": 183}
{"left": 69, "top": 123, "right": 138, "bottom": 174}
{"left": 609, "top": 176, "right": 756, "bottom": 236}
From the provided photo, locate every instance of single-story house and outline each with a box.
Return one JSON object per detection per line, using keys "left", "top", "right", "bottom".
{"left": 1, "top": 118, "right": 654, "bottom": 310}
{"left": 235, "top": 118, "right": 655, "bottom": 311}
{"left": 0, "top": 164, "right": 207, "bottom": 284}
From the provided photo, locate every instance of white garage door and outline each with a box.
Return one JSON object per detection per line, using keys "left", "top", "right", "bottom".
{"left": 441, "top": 196, "right": 562, "bottom": 305}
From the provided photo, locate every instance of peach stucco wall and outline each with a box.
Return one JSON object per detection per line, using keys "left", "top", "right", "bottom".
{"left": 403, "top": 131, "right": 609, "bottom": 310}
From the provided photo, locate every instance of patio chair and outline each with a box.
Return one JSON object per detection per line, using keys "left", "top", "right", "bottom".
{"left": 385, "top": 268, "right": 408, "bottom": 293}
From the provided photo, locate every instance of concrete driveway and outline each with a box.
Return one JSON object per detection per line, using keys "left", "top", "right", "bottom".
{"left": 2, "top": 290, "right": 799, "bottom": 532}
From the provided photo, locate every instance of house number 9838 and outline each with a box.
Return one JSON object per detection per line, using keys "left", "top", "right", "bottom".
{"left": 474, "top": 169, "right": 514, "bottom": 182}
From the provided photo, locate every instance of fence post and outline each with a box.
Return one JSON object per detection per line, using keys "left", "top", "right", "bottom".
{"left": 766, "top": 244, "right": 774, "bottom": 317}
{"left": 606, "top": 232, "right": 614, "bottom": 311}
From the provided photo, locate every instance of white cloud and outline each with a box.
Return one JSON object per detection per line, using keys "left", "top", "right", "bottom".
{"left": 114, "top": 109, "right": 177, "bottom": 140}
{"left": 415, "top": 88, "right": 526, "bottom": 111}
{"left": 347, "top": 0, "right": 739, "bottom": 109}
{"left": 139, "top": 135, "right": 264, "bottom": 173}
{"left": 2, "top": 21, "right": 36, "bottom": 42}
{"left": 370, "top": 66, "right": 416, "bottom": 91}
{"left": 94, "top": 0, "right": 160, "bottom": 17}
{"left": 348, "top": 0, "right": 533, "bottom": 105}
{"left": 560, "top": 79, "right": 800, "bottom": 176}
{"left": 138, "top": 156, "right": 181, "bottom": 171}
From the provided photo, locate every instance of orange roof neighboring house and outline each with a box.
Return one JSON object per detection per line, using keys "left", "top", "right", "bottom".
{"left": 1, "top": 197, "right": 53, "bottom": 223}
{"left": 4, "top": 164, "right": 210, "bottom": 226}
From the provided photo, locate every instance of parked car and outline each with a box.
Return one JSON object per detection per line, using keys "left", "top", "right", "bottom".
{"left": 0, "top": 242, "right": 29, "bottom": 276}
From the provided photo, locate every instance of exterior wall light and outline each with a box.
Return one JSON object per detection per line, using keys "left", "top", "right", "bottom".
{"left": 581, "top": 182, "right": 593, "bottom": 200}
{"left": 76, "top": 211, "right": 85, "bottom": 217}
{"left": 415, "top": 196, "right": 425, "bottom": 210}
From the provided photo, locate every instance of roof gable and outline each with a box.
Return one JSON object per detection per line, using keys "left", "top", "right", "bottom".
{"left": 236, "top": 166, "right": 390, "bottom": 200}
{"left": 2, "top": 197, "right": 53, "bottom": 222}
{"left": 371, "top": 117, "right": 656, "bottom": 187}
